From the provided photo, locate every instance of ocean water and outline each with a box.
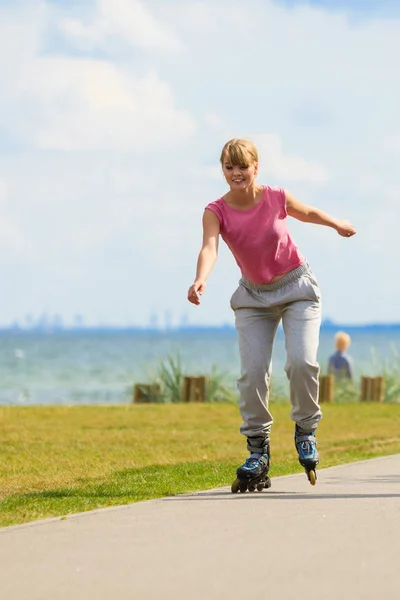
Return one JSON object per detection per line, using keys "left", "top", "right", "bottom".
{"left": 0, "top": 328, "right": 399, "bottom": 405}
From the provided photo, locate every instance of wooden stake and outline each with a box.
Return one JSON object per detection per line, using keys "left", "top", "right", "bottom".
{"left": 183, "top": 376, "right": 207, "bottom": 402}
{"left": 319, "top": 375, "right": 334, "bottom": 403}
{"left": 372, "top": 376, "right": 385, "bottom": 402}
{"left": 360, "top": 376, "right": 385, "bottom": 402}
{"left": 361, "top": 376, "right": 371, "bottom": 401}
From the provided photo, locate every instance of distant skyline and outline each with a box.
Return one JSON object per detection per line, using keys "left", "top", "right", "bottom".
{"left": 0, "top": 1, "right": 400, "bottom": 327}
{"left": 3, "top": 313, "right": 400, "bottom": 332}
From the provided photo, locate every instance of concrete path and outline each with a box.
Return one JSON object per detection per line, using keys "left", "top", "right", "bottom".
{"left": 1, "top": 455, "right": 400, "bottom": 600}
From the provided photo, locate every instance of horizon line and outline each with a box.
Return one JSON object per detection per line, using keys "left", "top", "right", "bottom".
{"left": 1, "top": 321, "right": 400, "bottom": 333}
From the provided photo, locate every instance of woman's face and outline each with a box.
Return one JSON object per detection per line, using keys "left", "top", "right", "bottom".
{"left": 221, "top": 159, "right": 258, "bottom": 190}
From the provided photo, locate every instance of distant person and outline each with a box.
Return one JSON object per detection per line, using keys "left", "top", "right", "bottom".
{"left": 187, "top": 138, "right": 356, "bottom": 490}
{"left": 328, "top": 331, "right": 354, "bottom": 381}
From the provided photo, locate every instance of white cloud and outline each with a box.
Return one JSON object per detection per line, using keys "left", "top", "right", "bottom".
{"left": 203, "top": 112, "right": 226, "bottom": 132}
{"left": 60, "top": 0, "right": 181, "bottom": 53}
{"left": 0, "top": 180, "right": 25, "bottom": 253}
{"left": 0, "top": 219, "right": 24, "bottom": 253}
{"left": 0, "top": 2, "right": 194, "bottom": 152}
{"left": 255, "top": 134, "right": 329, "bottom": 185}
{"left": 32, "top": 63, "right": 195, "bottom": 151}
{"left": 382, "top": 132, "right": 400, "bottom": 154}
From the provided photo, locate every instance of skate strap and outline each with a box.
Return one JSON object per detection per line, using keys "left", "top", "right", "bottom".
{"left": 295, "top": 435, "right": 318, "bottom": 444}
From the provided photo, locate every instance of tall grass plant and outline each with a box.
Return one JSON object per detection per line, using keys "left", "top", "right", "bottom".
{"left": 144, "top": 352, "right": 237, "bottom": 403}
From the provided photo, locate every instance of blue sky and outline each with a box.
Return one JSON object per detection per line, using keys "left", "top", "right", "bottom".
{"left": 0, "top": 0, "right": 399, "bottom": 328}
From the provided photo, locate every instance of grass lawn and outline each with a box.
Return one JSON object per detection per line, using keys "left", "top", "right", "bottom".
{"left": 0, "top": 402, "right": 400, "bottom": 527}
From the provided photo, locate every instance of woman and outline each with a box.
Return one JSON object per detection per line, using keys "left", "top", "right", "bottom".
{"left": 188, "top": 138, "right": 356, "bottom": 490}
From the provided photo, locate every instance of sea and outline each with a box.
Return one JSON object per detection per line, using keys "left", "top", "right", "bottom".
{"left": 0, "top": 325, "right": 400, "bottom": 406}
{"left": 0, "top": 326, "right": 399, "bottom": 406}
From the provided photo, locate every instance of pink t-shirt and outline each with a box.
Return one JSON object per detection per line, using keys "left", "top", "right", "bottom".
{"left": 205, "top": 185, "right": 305, "bottom": 284}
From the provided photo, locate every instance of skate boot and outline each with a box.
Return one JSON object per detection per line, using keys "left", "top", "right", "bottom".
{"left": 294, "top": 425, "right": 319, "bottom": 486}
{"left": 231, "top": 438, "right": 271, "bottom": 493}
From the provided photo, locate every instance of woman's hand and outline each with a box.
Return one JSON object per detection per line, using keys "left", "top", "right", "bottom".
{"left": 336, "top": 220, "right": 357, "bottom": 238}
{"left": 187, "top": 281, "right": 206, "bottom": 305}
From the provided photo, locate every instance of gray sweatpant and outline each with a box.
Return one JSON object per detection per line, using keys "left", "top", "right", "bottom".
{"left": 230, "top": 262, "right": 322, "bottom": 453}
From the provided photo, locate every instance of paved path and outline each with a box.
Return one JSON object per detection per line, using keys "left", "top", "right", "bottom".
{"left": 1, "top": 455, "right": 400, "bottom": 599}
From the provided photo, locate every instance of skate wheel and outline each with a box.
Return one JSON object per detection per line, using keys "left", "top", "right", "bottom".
{"left": 265, "top": 477, "right": 272, "bottom": 489}
{"left": 308, "top": 469, "right": 317, "bottom": 486}
{"left": 231, "top": 478, "right": 240, "bottom": 493}
{"left": 256, "top": 483, "right": 264, "bottom": 492}
{"left": 239, "top": 482, "right": 248, "bottom": 493}
{"left": 248, "top": 484, "right": 256, "bottom": 493}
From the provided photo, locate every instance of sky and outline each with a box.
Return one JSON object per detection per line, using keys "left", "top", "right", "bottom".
{"left": 0, "top": 0, "right": 400, "bottom": 328}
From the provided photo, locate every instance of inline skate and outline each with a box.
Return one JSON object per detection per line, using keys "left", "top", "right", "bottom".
{"left": 231, "top": 438, "right": 271, "bottom": 493}
{"left": 294, "top": 425, "right": 319, "bottom": 485}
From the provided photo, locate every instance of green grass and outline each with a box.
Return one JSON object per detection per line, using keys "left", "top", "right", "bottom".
{"left": 1, "top": 402, "right": 400, "bottom": 527}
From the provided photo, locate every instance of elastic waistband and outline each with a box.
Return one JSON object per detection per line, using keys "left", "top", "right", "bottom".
{"left": 241, "top": 262, "right": 310, "bottom": 292}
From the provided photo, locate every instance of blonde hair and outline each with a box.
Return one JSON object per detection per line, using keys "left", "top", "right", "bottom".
{"left": 220, "top": 139, "right": 258, "bottom": 167}
{"left": 334, "top": 331, "right": 351, "bottom": 351}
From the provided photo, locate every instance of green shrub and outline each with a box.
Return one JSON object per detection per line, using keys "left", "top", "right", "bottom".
{"left": 145, "top": 352, "right": 237, "bottom": 403}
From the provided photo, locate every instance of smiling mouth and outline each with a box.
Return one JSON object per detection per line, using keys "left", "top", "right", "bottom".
{"left": 233, "top": 179, "right": 244, "bottom": 183}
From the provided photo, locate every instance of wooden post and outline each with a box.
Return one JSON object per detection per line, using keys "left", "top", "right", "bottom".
{"left": 319, "top": 375, "right": 334, "bottom": 403}
{"left": 133, "top": 384, "right": 161, "bottom": 403}
{"left": 360, "top": 376, "right": 385, "bottom": 402}
{"left": 361, "top": 376, "right": 372, "bottom": 401}
{"left": 183, "top": 376, "right": 207, "bottom": 402}
{"left": 372, "top": 376, "right": 385, "bottom": 402}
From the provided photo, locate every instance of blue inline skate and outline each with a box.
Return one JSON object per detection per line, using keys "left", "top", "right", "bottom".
{"left": 294, "top": 425, "right": 319, "bottom": 486}
{"left": 231, "top": 438, "right": 271, "bottom": 493}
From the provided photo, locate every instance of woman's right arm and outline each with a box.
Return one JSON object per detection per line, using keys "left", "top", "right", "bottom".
{"left": 187, "top": 209, "right": 220, "bottom": 305}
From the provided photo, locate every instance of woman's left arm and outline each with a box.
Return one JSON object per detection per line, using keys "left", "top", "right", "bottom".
{"left": 285, "top": 190, "right": 356, "bottom": 238}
